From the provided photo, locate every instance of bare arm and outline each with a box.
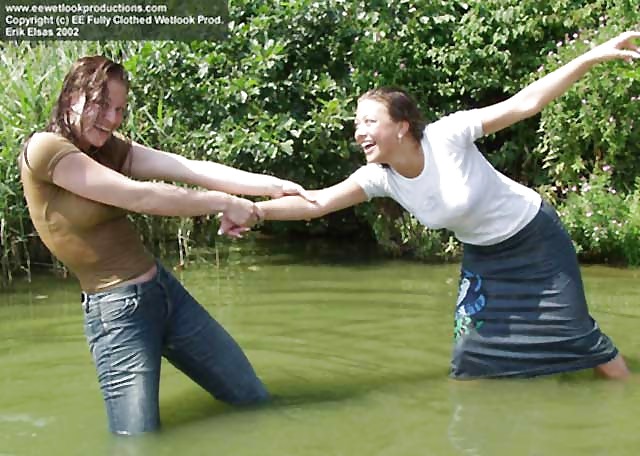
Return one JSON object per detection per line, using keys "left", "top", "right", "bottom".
{"left": 256, "top": 178, "right": 368, "bottom": 221}
{"left": 217, "top": 178, "right": 367, "bottom": 235}
{"left": 479, "top": 31, "right": 640, "bottom": 135}
{"left": 128, "top": 142, "right": 313, "bottom": 200}
{"left": 51, "top": 152, "right": 258, "bottom": 225}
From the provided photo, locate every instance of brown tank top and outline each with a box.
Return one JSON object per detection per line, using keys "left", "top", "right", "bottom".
{"left": 20, "top": 132, "right": 154, "bottom": 292}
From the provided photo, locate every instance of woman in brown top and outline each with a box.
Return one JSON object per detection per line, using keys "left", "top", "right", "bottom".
{"left": 20, "top": 56, "right": 312, "bottom": 435}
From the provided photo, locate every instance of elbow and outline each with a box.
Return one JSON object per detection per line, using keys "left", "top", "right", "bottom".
{"left": 307, "top": 207, "right": 328, "bottom": 220}
{"left": 294, "top": 202, "right": 327, "bottom": 221}
{"left": 525, "top": 101, "right": 544, "bottom": 118}
{"left": 515, "top": 95, "right": 544, "bottom": 119}
{"left": 308, "top": 196, "right": 336, "bottom": 219}
{"left": 127, "top": 197, "right": 156, "bottom": 215}
{"left": 125, "top": 182, "right": 166, "bottom": 215}
{"left": 129, "top": 199, "right": 158, "bottom": 215}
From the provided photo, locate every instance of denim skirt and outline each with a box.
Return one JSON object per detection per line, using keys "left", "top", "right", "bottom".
{"left": 450, "top": 201, "right": 619, "bottom": 379}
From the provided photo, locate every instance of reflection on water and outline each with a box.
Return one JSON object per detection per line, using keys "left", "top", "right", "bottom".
{"left": 1, "top": 239, "right": 640, "bottom": 455}
{"left": 446, "top": 378, "right": 638, "bottom": 456}
{"left": 0, "top": 414, "right": 51, "bottom": 428}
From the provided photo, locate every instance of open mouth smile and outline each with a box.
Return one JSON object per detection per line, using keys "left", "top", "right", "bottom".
{"left": 362, "top": 141, "right": 377, "bottom": 154}
{"left": 94, "top": 124, "right": 112, "bottom": 134}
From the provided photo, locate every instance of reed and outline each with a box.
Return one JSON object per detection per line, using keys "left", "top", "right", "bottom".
{"left": 0, "top": 42, "right": 95, "bottom": 286}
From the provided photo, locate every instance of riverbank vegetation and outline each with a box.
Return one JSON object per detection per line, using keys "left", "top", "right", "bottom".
{"left": 1, "top": 0, "right": 638, "bottom": 285}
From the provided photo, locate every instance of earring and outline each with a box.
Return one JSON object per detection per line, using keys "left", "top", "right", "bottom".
{"left": 397, "top": 134, "right": 403, "bottom": 143}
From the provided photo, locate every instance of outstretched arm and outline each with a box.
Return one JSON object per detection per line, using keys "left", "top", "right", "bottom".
{"left": 48, "top": 148, "right": 259, "bottom": 226}
{"left": 479, "top": 31, "right": 640, "bottom": 135}
{"left": 218, "top": 178, "right": 367, "bottom": 235}
{"left": 258, "top": 178, "right": 367, "bottom": 220}
{"left": 128, "top": 142, "right": 314, "bottom": 200}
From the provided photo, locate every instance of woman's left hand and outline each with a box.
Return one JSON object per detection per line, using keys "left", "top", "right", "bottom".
{"left": 217, "top": 214, "right": 250, "bottom": 238}
{"left": 587, "top": 31, "right": 640, "bottom": 63}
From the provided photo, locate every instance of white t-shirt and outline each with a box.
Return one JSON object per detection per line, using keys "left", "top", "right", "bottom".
{"left": 350, "top": 109, "right": 541, "bottom": 246}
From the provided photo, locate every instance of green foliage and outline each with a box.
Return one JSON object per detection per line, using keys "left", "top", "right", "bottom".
{"left": 371, "top": 211, "right": 461, "bottom": 262}
{"left": 621, "top": 179, "right": 640, "bottom": 265}
{"left": 534, "top": 0, "right": 640, "bottom": 190}
{"left": 2, "top": 0, "right": 640, "bottom": 285}
{"left": 348, "top": 0, "right": 609, "bottom": 183}
{"left": 557, "top": 169, "right": 640, "bottom": 265}
{"left": 557, "top": 169, "right": 627, "bottom": 262}
{"left": 114, "top": 3, "right": 362, "bottom": 235}
{"left": 338, "top": 0, "right": 619, "bottom": 258}
{"left": 0, "top": 42, "right": 97, "bottom": 284}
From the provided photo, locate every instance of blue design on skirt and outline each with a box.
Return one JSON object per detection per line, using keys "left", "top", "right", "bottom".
{"left": 454, "top": 269, "right": 486, "bottom": 340}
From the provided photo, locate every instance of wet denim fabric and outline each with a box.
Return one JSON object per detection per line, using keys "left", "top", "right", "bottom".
{"left": 82, "top": 262, "right": 269, "bottom": 435}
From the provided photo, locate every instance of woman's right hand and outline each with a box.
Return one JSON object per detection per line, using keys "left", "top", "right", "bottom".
{"left": 217, "top": 196, "right": 263, "bottom": 238}
{"left": 223, "top": 195, "right": 262, "bottom": 227}
{"left": 222, "top": 195, "right": 259, "bottom": 227}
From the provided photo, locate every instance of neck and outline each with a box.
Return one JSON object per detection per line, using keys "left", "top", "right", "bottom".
{"left": 387, "top": 138, "right": 424, "bottom": 178}
{"left": 69, "top": 124, "right": 92, "bottom": 153}
{"left": 76, "top": 138, "right": 93, "bottom": 153}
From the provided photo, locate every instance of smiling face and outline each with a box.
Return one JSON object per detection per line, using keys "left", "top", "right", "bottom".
{"left": 48, "top": 56, "right": 130, "bottom": 151}
{"left": 70, "top": 77, "right": 127, "bottom": 150}
{"left": 354, "top": 98, "right": 407, "bottom": 164}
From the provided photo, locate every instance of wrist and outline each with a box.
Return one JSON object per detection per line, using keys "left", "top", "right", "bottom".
{"left": 579, "top": 50, "right": 603, "bottom": 66}
{"left": 220, "top": 193, "right": 237, "bottom": 213}
{"left": 254, "top": 202, "right": 266, "bottom": 222}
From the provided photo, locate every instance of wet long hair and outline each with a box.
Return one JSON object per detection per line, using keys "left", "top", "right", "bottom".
{"left": 20, "top": 56, "right": 129, "bottom": 170}
{"left": 46, "top": 55, "right": 129, "bottom": 145}
{"left": 358, "top": 87, "right": 426, "bottom": 142}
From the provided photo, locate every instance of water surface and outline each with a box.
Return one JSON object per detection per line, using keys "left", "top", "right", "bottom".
{"left": 1, "top": 240, "right": 639, "bottom": 455}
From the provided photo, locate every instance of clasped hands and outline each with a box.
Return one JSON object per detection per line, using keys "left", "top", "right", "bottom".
{"left": 218, "top": 179, "right": 315, "bottom": 238}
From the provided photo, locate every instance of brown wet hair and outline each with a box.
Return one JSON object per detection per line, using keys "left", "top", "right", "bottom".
{"left": 46, "top": 55, "right": 129, "bottom": 144}
{"left": 358, "top": 87, "right": 426, "bottom": 142}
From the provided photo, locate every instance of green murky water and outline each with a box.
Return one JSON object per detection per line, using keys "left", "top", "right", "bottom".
{"left": 1, "top": 240, "right": 640, "bottom": 455}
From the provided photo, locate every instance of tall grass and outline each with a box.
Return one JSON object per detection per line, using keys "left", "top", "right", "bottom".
{"left": 0, "top": 42, "right": 98, "bottom": 286}
{"left": 0, "top": 42, "right": 198, "bottom": 287}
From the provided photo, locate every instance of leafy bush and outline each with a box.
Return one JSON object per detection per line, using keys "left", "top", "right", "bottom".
{"left": 621, "top": 179, "right": 640, "bottom": 265}
{"left": 557, "top": 168, "right": 627, "bottom": 262}
{"left": 534, "top": 0, "right": 640, "bottom": 190}
{"left": 2, "top": 0, "right": 639, "bottom": 285}
{"left": 557, "top": 168, "right": 640, "bottom": 266}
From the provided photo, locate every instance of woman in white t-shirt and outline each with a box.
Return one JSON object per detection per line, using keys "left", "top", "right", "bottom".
{"left": 224, "top": 31, "right": 639, "bottom": 379}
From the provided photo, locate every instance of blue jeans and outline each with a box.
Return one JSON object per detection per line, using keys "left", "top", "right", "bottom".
{"left": 82, "top": 262, "right": 269, "bottom": 435}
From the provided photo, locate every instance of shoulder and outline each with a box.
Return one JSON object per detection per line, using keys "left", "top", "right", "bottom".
{"left": 349, "top": 163, "right": 389, "bottom": 199}
{"left": 350, "top": 163, "right": 387, "bottom": 180}
{"left": 24, "top": 132, "right": 80, "bottom": 181}
{"left": 28, "top": 131, "right": 76, "bottom": 153}
{"left": 426, "top": 110, "right": 484, "bottom": 143}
